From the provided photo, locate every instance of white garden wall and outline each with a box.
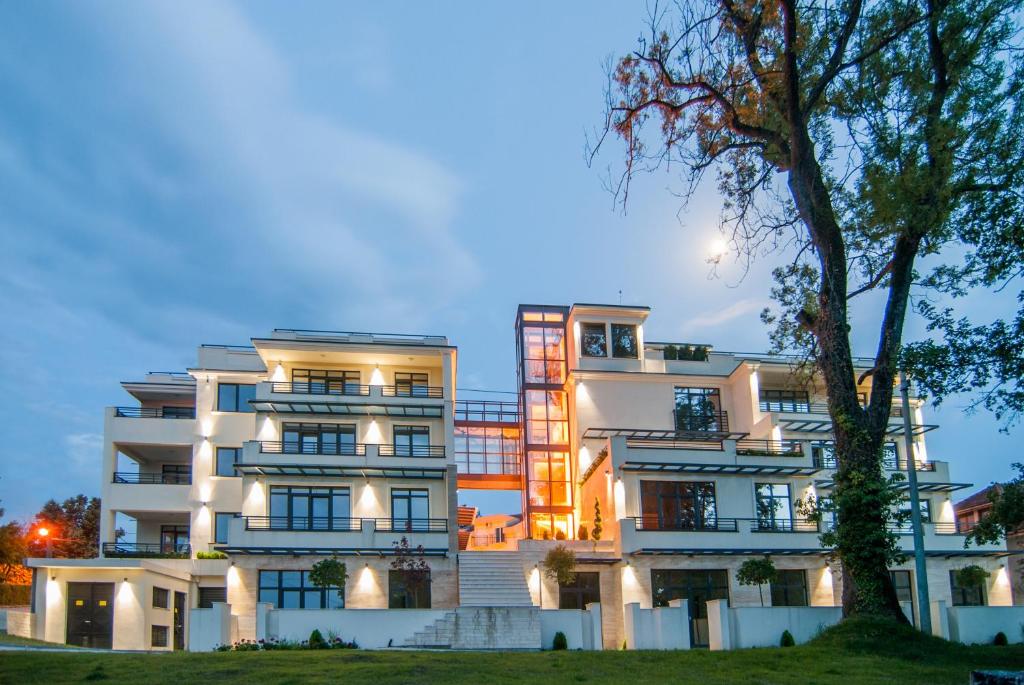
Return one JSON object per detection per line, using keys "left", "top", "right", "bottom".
{"left": 719, "top": 601, "right": 842, "bottom": 649}
{"left": 267, "top": 608, "right": 449, "bottom": 649}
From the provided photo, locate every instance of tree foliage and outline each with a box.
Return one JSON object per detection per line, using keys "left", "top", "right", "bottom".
{"left": 594, "top": 0, "right": 1023, "bottom": 620}
{"left": 737, "top": 556, "right": 778, "bottom": 606}
{"left": 542, "top": 544, "right": 577, "bottom": 586}
{"left": 390, "top": 536, "right": 431, "bottom": 603}
{"left": 0, "top": 502, "right": 28, "bottom": 585}
{"left": 953, "top": 564, "right": 990, "bottom": 588}
{"left": 28, "top": 495, "right": 101, "bottom": 559}
{"left": 592, "top": 498, "right": 603, "bottom": 541}
{"left": 965, "top": 463, "right": 1024, "bottom": 546}
{"left": 309, "top": 557, "right": 348, "bottom": 602}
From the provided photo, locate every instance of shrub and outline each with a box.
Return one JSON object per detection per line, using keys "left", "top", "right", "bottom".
{"left": 542, "top": 544, "right": 577, "bottom": 586}
{"left": 0, "top": 584, "right": 31, "bottom": 606}
{"left": 308, "top": 629, "right": 328, "bottom": 649}
{"left": 196, "top": 551, "right": 228, "bottom": 560}
{"left": 780, "top": 630, "right": 795, "bottom": 647}
{"left": 994, "top": 631, "right": 1008, "bottom": 646}
{"left": 578, "top": 525, "right": 589, "bottom": 541}
{"left": 592, "top": 499, "right": 603, "bottom": 541}
{"left": 552, "top": 631, "right": 568, "bottom": 650}
{"left": 954, "top": 565, "right": 990, "bottom": 589}
{"left": 554, "top": 530, "right": 566, "bottom": 540}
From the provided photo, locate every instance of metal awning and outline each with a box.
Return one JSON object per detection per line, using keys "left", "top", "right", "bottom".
{"left": 235, "top": 464, "right": 447, "bottom": 480}
{"left": 622, "top": 461, "right": 820, "bottom": 476}
{"left": 582, "top": 427, "right": 748, "bottom": 442}
{"left": 779, "top": 419, "right": 938, "bottom": 436}
{"left": 815, "top": 479, "right": 971, "bottom": 493}
{"left": 633, "top": 548, "right": 827, "bottom": 556}
{"left": 249, "top": 400, "right": 443, "bottom": 418}
{"left": 214, "top": 546, "right": 449, "bottom": 557}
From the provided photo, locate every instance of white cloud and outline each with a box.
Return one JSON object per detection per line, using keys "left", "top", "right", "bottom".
{"left": 682, "top": 298, "right": 767, "bottom": 332}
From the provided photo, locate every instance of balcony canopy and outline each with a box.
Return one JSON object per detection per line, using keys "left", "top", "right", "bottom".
{"left": 621, "top": 461, "right": 821, "bottom": 476}
{"left": 778, "top": 418, "right": 938, "bottom": 435}
{"left": 248, "top": 400, "right": 443, "bottom": 418}
{"left": 234, "top": 464, "right": 447, "bottom": 480}
{"left": 582, "top": 427, "right": 748, "bottom": 442}
{"left": 814, "top": 479, "right": 971, "bottom": 493}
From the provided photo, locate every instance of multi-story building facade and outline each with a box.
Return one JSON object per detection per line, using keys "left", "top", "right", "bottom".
{"left": 21, "top": 304, "right": 1015, "bottom": 651}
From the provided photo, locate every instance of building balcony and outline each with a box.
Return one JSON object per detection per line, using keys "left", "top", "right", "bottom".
{"left": 112, "top": 471, "right": 191, "bottom": 485}
{"left": 101, "top": 542, "right": 191, "bottom": 559}
{"left": 105, "top": 475, "right": 191, "bottom": 512}
{"left": 243, "top": 516, "right": 448, "bottom": 533}
{"left": 251, "top": 382, "right": 445, "bottom": 418}
{"left": 106, "top": 406, "right": 196, "bottom": 445}
{"left": 249, "top": 441, "right": 448, "bottom": 464}
{"left": 219, "top": 515, "right": 450, "bottom": 554}
{"left": 114, "top": 406, "right": 195, "bottom": 419}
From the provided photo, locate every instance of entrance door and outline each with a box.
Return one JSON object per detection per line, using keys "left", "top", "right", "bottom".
{"left": 173, "top": 591, "right": 186, "bottom": 650}
{"left": 66, "top": 582, "right": 114, "bottom": 649}
{"left": 651, "top": 569, "right": 729, "bottom": 648}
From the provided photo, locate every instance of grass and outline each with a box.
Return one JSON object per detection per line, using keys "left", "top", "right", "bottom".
{"left": 0, "top": 618, "right": 1021, "bottom": 684}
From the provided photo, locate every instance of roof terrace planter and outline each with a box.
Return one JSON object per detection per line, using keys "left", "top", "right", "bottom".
{"left": 114, "top": 407, "right": 196, "bottom": 419}
{"left": 112, "top": 472, "right": 192, "bottom": 485}
{"left": 102, "top": 542, "right": 191, "bottom": 559}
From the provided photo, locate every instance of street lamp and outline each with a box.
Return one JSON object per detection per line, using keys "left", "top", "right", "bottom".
{"left": 36, "top": 526, "right": 53, "bottom": 559}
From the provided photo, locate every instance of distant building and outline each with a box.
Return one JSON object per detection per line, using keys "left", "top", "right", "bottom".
{"left": 955, "top": 485, "right": 1022, "bottom": 604}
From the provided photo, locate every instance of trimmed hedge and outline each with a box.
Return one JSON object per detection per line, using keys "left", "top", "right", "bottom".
{"left": 0, "top": 584, "right": 31, "bottom": 606}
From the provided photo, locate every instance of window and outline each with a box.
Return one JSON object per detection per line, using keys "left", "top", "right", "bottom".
{"left": 394, "top": 372, "right": 430, "bottom": 397}
{"left": 151, "top": 625, "right": 169, "bottom": 648}
{"left": 291, "top": 368, "right": 360, "bottom": 394}
{"left": 453, "top": 425, "right": 521, "bottom": 475}
{"left": 755, "top": 483, "right": 793, "bottom": 530}
{"left": 521, "top": 325, "right": 566, "bottom": 384}
{"left": 161, "top": 464, "right": 191, "bottom": 484}
{"left": 160, "top": 525, "right": 190, "bottom": 554}
{"left": 268, "top": 486, "right": 352, "bottom": 531}
{"left": 898, "top": 498, "right": 932, "bottom": 523}
{"left": 525, "top": 390, "right": 569, "bottom": 445}
{"left": 580, "top": 323, "right": 607, "bottom": 357}
{"left": 818, "top": 496, "right": 836, "bottom": 529}
{"left": 812, "top": 441, "right": 897, "bottom": 469}
{"left": 214, "top": 513, "right": 236, "bottom": 545}
{"left": 258, "top": 570, "right": 343, "bottom": 609}
{"left": 559, "top": 572, "right": 601, "bottom": 609}
{"left": 388, "top": 569, "right": 431, "bottom": 608}
{"left": 527, "top": 451, "right": 572, "bottom": 507}
{"left": 198, "top": 586, "right": 227, "bottom": 608}
{"left": 949, "top": 570, "right": 986, "bottom": 607}
{"left": 215, "top": 447, "right": 240, "bottom": 477}
{"left": 651, "top": 569, "right": 729, "bottom": 647}
{"left": 282, "top": 423, "right": 357, "bottom": 456}
{"left": 161, "top": 405, "right": 195, "bottom": 419}
{"left": 391, "top": 489, "right": 429, "bottom": 531}
{"left": 890, "top": 570, "right": 913, "bottom": 604}
{"left": 152, "top": 587, "right": 169, "bottom": 609}
{"left": 393, "top": 425, "right": 431, "bottom": 457}
{"left": 759, "top": 389, "right": 810, "bottom": 412}
{"left": 217, "top": 383, "right": 256, "bottom": 412}
{"left": 770, "top": 570, "right": 808, "bottom": 606}
{"left": 639, "top": 481, "right": 718, "bottom": 530}
{"left": 673, "top": 387, "right": 722, "bottom": 431}
{"left": 611, "top": 324, "right": 638, "bottom": 358}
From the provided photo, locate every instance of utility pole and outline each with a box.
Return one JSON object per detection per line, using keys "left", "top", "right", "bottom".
{"left": 899, "top": 370, "right": 931, "bottom": 634}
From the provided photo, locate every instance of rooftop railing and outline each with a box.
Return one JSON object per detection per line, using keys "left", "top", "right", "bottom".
{"left": 102, "top": 542, "right": 190, "bottom": 559}
{"left": 271, "top": 329, "right": 448, "bottom": 345}
{"left": 114, "top": 407, "right": 196, "bottom": 419}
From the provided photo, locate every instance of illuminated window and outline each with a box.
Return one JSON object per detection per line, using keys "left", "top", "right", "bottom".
{"left": 291, "top": 368, "right": 361, "bottom": 394}
{"left": 523, "top": 326, "right": 566, "bottom": 384}
{"left": 580, "top": 323, "right": 607, "bottom": 357}
{"left": 454, "top": 426, "right": 520, "bottom": 475}
{"left": 611, "top": 324, "right": 638, "bottom": 358}
{"left": 258, "top": 570, "right": 343, "bottom": 609}
{"left": 529, "top": 513, "right": 573, "bottom": 540}
{"left": 527, "top": 451, "right": 571, "bottom": 507}
{"left": 525, "top": 390, "right": 568, "bottom": 445}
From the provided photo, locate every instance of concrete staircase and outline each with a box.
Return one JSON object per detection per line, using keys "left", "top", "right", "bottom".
{"left": 457, "top": 551, "right": 534, "bottom": 607}
{"left": 403, "top": 607, "right": 541, "bottom": 649}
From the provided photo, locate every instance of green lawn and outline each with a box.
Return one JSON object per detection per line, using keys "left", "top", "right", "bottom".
{"left": 0, "top": 619, "right": 1021, "bottom": 684}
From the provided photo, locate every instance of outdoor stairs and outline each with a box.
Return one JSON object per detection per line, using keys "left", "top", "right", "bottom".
{"left": 403, "top": 607, "right": 541, "bottom": 650}
{"left": 457, "top": 551, "right": 534, "bottom": 607}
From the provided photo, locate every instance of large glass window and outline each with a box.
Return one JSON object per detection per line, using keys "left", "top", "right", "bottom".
{"left": 258, "top": 570, "right": 343, "bottom": 609}
{"left": 759, "top": 389, "right": 810, "bottom": 412}
{"left": 811, "top": 441, "right": 897, "bottom": 469}
{"left": 559, "top": 572, "right": 601, "bottom": 609}
{"left": 673, "top": 387, "right": 722, "bottom": 431}
{"left": 611, "top": 324, "right": 638, "bottom": 359}
{"left": 454, "top": 426, "right": 521, "bottom": 475}
{"left": 213, "top": 512, "right": 236, "bottom": 544}
{"left": 580, "top": 323, "right": 607, "bottom": 357}
{"left": 898, "top": 498, "right": 932, "bottom": 523}
{"left": 282, "top": 423, "right": 357, "bottom": 456}
{"left": 770, "top": 570, "right": 808, "bottom": 606}
{"left": 393, "top": 425, "right": 431, "bottom": 456}
{"left": 890, "top": 570, "right": 913, "bottom": 604}
{"left": 522, "top": 326, "right": 566, "bottom": 384}
{"left": 198, "top": 587, "right": 227, "bottom": 608}
{"left": 394, "top": 372, "right": 430, "bottom": 397}
{"left": 640, "top": 480, "right": 718, "bottom": 530}
{"left": 268, "top": 486, "right": 352, "bottom": 530}
{"left": 388, "top": 570, "right": 431, "bottom": 608}
{"left": 215, "top": 447, "right": 241, "bottom": 477}
{"left": 525, "top": 390, "right": 569, "bottom": 445}
{"left": 291, "top": 368, "right": 361, "bottom": 394}
{"left": 217, "top": 383, "right": 256, "bottom": 412}
{"left": 391, "top": 489, "right": 429, "bottom": 531}
{"left": 950, "top": 570, "right": 987, "bottom": 606}
{"left": 755, "top": 483, "right": 793, "bottom": 530}
{"left": 528, "top": 451, "right": 572, "bottom": 507}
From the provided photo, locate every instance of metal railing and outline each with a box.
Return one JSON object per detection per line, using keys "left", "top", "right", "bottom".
{"left": 813, "top": 454, "right": 935, "bottom": 471}
{"left": 259, "top": 441, "right": 367, "bottom": 456}
{"left": 735, "top": 439, "right": 804, "bottom": 457}
{"left": 244, "top": 516, "right": 362, "bottom": 532}
{"left": 744, "top": 518, "right": 820, "bottom": 533}
{"left": 454, "top": 457, "right": 522, "bottom": 476}
{"left": 114, "top": 407, "right": 195, "bottom": 419}
{"left": 112, "top": 472, "right": 192, "bottom": 485}
{"left": 673, "top": 410, "right": 730, "bottom": 433}
{"left": 102, "top": 542, "right": 191, "bottom": 558}
{"left": 630, "top": 517, "right": 739, "bottom": 532}
{"left": 270, "top": 381, "right": 370, "bottom": 396}
{"left": 760, "top": 400, "right": 904, "bottom": 417}
{"left": 379, "top": 444, "right": 446, "bottom": 458}
{"left": 454, "top": 400, "right": 520, "bottom": 423}
{"left": 374, "top": 518, "right": 449, "bottom": 533}
{"left": 381, "top": 385, "right": 444, "bottom": 399}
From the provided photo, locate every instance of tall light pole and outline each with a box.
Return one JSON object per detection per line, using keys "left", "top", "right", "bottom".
{"left": 37, "top": 526, "right": 53, "bottom": 559}
{"left": 899, "top": 371, "right": 931, "bottom": 634}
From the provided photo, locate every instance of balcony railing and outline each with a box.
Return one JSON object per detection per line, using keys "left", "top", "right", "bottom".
{"left": 378, "top": 444, "right": 446, "bottom": 458}
{"left": 735, "top": 439, "right": 804, "bottom": 457}
{"left": 630, "top": 517, "right": 739, "bottom": 532}
{"left": 813, "top": 454, "right": 935, "bottom": 471}
{"left": 673, "top": 410, "right": 730, "bottom": 433}
{"left": 760, "top": 400, "right": 904, "bottom": 418}
{"left": 454, "top": 400, "right": 520, "bottom": 423}
{"left": 381, "top": 385, "right": 444, "bottom": 399}
{"left": 112, "top": 471, "right": 192, "bottom": 485}
{"left": 102, "top": 542, "right": 191, "bottom": 558}
{"left": 745, "top": 518, "right": 820, "bottom": 533}
{"left": 259, "top": 441, "right": 367, "bottom": 456}
{"left": 270, "top": 381, "right": 370, "bottom": 396}
{"left": 374, "top": 518, "right": 449, "bottom": 533}
{"left": 114, "top": 407, "right": 195, "bottom": 419}
{"left": 244, "top": 516, "right": 362, "bottom": 532}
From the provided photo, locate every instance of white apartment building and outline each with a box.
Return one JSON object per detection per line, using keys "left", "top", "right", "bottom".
{"left": 16, "top": 304, "right": 1016, "bottom": 651}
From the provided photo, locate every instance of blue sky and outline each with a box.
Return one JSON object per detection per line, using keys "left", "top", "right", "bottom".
{"left": 0, "top": 1, "right": 1018, "bottom": 520}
